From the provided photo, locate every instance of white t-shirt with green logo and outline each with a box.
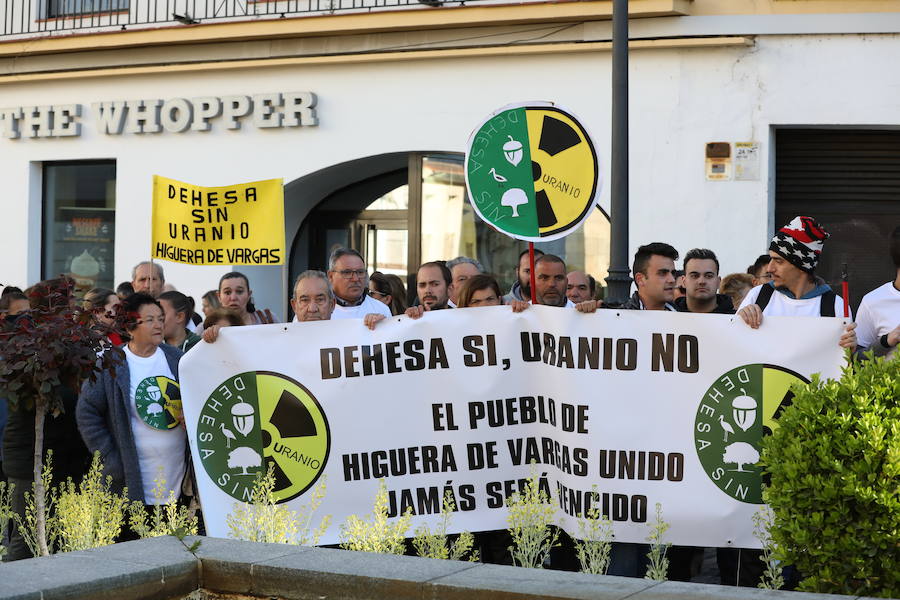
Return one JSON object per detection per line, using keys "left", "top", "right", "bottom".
{"left": 124, "top": 345, "right": 186, "bottom": 504}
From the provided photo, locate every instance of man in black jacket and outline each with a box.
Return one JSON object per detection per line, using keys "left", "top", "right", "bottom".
{"left": 558, "top": 243, "right": 680, "bottom": 576}
{"left": 665, "top": 248, "right": 734, "bottom": 581}
{"left": 674, "top": 248, "right": 734, "bottom": 314}
{"left": 621, "top": 242, "right": 679, "bottom": 311}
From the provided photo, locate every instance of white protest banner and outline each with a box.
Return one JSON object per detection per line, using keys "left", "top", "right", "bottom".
{"left": 180, "top": 307, "right": 846, "bottom": 548}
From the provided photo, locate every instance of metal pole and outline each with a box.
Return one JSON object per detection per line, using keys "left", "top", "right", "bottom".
{"left": 604, "top": 0, "right": 633, "bottom": 306}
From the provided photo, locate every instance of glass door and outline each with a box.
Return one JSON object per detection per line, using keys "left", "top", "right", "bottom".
{"left": 361, "top": 222, "right": 408, "bottom": 278}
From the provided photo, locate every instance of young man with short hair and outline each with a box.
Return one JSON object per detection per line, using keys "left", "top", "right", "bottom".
{"left": 403, "top": 261, "right": 452, "bottom": 319}
{"left": 503, "top": 248, "right": 545, "bottom": 303}
{"left": 747, "top": 254, "right": 772, "bottom": 287}
{"left": 675, "top": 248, "right": 734, "bottom": 314}
{"left": 416, "top": 261, "right": 451, "bottom": 311}
{"left": 596, "top": 242, "right": 678, "bottom": 576}
{"left": 366, "top": 261, "right": 452, "bottom": 327}
{"left": 622, "top": 242, "right": 679, "bottom": 311}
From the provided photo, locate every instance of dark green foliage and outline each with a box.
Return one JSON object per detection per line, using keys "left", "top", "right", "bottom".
{"left": 0, "top": 277, "right": 128, "bottom": 556}
{"left": 761, "top": 354, "right": 900, "bottom": 598}
{"left": 0, "top": 278, "right": 125, "bottom": 414}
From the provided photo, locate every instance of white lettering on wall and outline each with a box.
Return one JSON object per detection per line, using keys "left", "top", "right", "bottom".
{"left": 1, "top": 91, "right": 319, "bottom": 139}
{"left": 93, "top": 101, "right": 128, "bottom": 134}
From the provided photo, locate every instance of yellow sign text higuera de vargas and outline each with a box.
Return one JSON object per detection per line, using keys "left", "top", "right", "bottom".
{"left": 151, "top": 175, "right": 285, "bottom": 265}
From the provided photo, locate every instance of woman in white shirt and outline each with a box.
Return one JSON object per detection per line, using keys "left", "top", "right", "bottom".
{"left": 77, "top": 293, "right": 186, "bottom": 506}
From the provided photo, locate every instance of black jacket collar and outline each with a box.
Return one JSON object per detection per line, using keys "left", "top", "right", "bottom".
{"left": 673, "top": 294, "right": 735, "bottom": 314}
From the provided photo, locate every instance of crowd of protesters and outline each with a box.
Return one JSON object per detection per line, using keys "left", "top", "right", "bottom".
{"left": 1, "top": 215, "right": 898, "bottom": 585}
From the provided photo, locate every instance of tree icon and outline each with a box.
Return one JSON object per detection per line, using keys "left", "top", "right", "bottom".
{"left": 501, "top": 188, "right": 529, "bottom": 218}
{"left": 722, "top": 442, "right": 760, "bottom": 472}
{"left": 227, "top": 446, "right": 262, "bottom": 476}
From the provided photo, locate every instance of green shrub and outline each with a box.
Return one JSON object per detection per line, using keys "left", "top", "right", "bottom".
{"left": 644, "top": 503, "right": 670, "bottom": 581}
{"left": 761, "top": 355, "right": 900, "bottom": 598}
{"left": 15, "top": 451, "right": 62, "bottom": 556}
{"left": 505, "top": 468, "right": 558, "bottom": 569}
{"left": 227, "top": 464, "right": 329, "bottom": 545}
{"left": 340, "top": 480, "right": 411, "bottom": 555}
{"left": 752, "top": 506, "right": 783, "bottom": 590}
{"left": 0, "top": 480, "right": 13, "bottom": 558}
{"left": 128, "top": 470, "right": 198, "bottom": 540}
{"left": 56, "top": 453, "right": 129, "bottom": 551}
{"left": 412, "top": 490, "right": 478, "bottom": 562}
{"left": 573, "top": 486, "right": 613, "bottom": 575}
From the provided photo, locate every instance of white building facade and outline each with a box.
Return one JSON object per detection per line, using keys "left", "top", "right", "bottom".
{"left": 2, "top": 0, "right": 899, "bottom": 313}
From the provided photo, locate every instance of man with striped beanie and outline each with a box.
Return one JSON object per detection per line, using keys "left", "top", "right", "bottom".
{"left": 737, "top": 216, "right": 857, "bottom": 351}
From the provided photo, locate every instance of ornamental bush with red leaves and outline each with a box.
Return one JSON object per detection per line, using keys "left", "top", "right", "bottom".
{"left": 0, "top": 277, "right": 125, "bottom": 556}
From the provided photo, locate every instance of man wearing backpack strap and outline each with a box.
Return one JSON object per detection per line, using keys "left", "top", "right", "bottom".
{"left": 737, "top": 216, "right": 857, "bottom": 351}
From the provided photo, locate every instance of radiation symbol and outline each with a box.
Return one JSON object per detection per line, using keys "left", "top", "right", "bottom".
{"left": 135, "top": 376, "right": 182, "bottom": 431}
{"left": 759, "top": 364, "right": 807, "bottom": 437}
{"left": 196, "top": 371, "right": 330, "bottom": 504}
{"left": 694, "top": 364, "right": 808, "bottom": 504}
{"left": 465, "top": 102, "right": 601, "bottom": 242}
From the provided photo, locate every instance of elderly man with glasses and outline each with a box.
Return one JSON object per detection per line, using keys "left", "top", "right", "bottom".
{"left": 327, "top": 247, "right": 391, "bottom": 320}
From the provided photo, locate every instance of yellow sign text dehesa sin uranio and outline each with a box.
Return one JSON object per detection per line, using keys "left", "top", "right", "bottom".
{"left": 151, "top": 175, "right": 285, "bottom": 265}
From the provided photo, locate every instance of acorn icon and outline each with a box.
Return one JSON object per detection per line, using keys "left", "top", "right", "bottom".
{"left": 731, "top": 389, "right": 757, "bottom": 431}
{"left": 503, "top": 136, "right": 524, "bottom": 167}
{"left": 231, "top": 401, "right": 255, "bottom": 436}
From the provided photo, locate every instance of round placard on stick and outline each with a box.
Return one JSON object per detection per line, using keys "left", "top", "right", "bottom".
{"left": 465, "top": 102, "right": 601, "bottom": 242}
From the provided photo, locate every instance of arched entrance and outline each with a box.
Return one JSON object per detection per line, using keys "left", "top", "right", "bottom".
{"left": 282, "top": 152, "right": 612, "bottom": 316}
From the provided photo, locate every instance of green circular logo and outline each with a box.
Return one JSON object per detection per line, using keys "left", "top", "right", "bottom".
{"left": 135, "top": 376, "right": 182, "bottom": 430}
{"left": 694, "top": 364, "right": 808, "bottom": 504}
{"left": 196, "top": 371, "right": 330, "bottom": 503}
{"left": 465, "top": 102, "right": 601, "bottom": 242}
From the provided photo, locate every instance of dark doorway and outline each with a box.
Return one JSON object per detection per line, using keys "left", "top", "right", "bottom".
{"left": 775, "top": 129, "right": 900, "bottom": 314}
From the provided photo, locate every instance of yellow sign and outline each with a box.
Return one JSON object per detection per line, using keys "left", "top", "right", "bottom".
{"left": 151, "top": 175, "right": 285, "bottom": 265}
{"left": 526, "top": 107, "right": 598, "bottom": 239}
